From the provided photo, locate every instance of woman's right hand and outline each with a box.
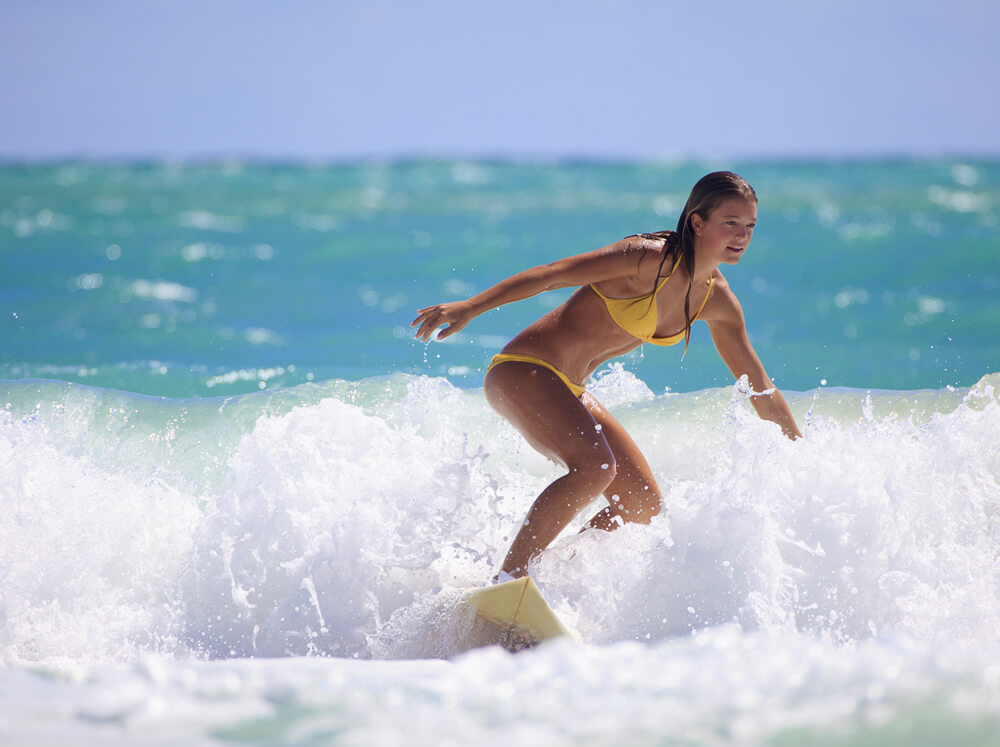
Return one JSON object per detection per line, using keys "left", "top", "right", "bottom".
{"left": 410, "top": 300, "right": 476, "bottom": 342}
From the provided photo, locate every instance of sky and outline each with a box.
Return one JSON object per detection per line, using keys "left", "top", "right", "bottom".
{"left": 1, "top": 0, "right": 998, "bottom": 161}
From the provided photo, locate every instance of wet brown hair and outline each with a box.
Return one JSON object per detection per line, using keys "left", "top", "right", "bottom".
{"left": 632, "top": 171, "right": 757, "bottom": 352}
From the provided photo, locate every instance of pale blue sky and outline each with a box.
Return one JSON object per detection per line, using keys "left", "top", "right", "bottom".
{"left": 1, "top": 0, "right": 997, "bottom": 160}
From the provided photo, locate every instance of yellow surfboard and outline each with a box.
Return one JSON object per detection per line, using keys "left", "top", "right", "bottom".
{"left": 467, "top": 577, "right": 579, "bottom": 651}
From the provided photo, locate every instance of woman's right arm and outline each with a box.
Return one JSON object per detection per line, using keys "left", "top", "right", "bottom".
{"left": 411, "top": 239, "right": 644, "bottom": 342}
{"left": 705, "top": 284, "right": 802, "bottom": 440}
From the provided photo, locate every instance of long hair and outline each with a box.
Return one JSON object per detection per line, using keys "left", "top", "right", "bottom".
{"left": 633, "top": 171, "right": 757, "bottom": 353}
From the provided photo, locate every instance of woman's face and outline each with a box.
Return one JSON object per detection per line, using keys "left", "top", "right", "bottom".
{"left": 691, "top": 196, "right": 757, "bottom": 265}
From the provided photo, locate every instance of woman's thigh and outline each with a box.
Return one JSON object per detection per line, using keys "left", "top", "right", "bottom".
{"left": 484, "top": 362, "right": 613, "bottom": 471}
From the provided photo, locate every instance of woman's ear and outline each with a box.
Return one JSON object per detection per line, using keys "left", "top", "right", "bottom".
{"left": 689, "top": 212, "right": 704, "bottom": 236}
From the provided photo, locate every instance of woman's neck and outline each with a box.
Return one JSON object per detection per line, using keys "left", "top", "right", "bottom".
{"left": 684, "top": 249, "right": 720, "bottom": 287}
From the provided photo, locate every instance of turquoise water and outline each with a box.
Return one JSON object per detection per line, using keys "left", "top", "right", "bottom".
{"left": 2, "top": 160, "right": 999, "bottom": 744}
{"left": 2, "top": 159, "right": 997, "bottom": 396}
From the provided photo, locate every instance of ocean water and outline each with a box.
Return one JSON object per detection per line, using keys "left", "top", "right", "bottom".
{"left": 2, "top": 159, "right": 998, "bottom": 396}
{"left": 2, "top": 159, "right": 1000, "bottom": 745}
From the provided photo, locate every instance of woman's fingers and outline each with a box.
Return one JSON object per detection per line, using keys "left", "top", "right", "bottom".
{"left": 411, "top": 306, "right": 436, "bottom": 327}
{"left": 414, "top": 320, "right": 436, "bottom": 341}
{"left": 411, "top": 306, "right": 441, "bottom": 340}
{"left": 411, "top": 301, "right": 469, "bottom": 341}
{"left": 418, "top": 317, "right": 448, "bottom": 341}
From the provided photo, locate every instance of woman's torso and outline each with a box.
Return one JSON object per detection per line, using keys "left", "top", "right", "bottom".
{"left": 501, "top": 242, "right": 717, "bottom": 385}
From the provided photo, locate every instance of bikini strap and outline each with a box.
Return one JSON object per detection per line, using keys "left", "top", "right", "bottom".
{"left": 655, "top": 252, "right": 684, "bottom": 291}
{"left": 692, "top": 275, "right": 714, "bottom": 318}
{"left": 589, "top": 249, "right": 684, "bottom": 299}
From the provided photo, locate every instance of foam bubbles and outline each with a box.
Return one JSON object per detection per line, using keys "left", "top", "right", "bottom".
{"left": 1, "top": 374, "right": 999, "bottom": 668}
{"left": 0, "top": 409, "right": 202, "bottom": 665}
{"left": 587, "top": 362, "right": 656, "bottom": 406}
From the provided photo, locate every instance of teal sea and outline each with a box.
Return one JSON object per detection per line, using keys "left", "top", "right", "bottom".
{"left": 2, "top": 160, "right": 999, "bottom": 745}
{"left": 2, "top": 159, "right": 998, "bottom": 396}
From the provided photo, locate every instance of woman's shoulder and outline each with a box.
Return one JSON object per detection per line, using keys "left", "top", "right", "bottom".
{"left": 623, "top": 232, "right": 680, "bottom": 272}
{"left": 628, "top": 230, "right": 676, "bottom": 255}
{"left": 592, "top": 233, "right": 668, "bottom": 270}
{"left": 702, "top": 270, "right": 745, "bottom": 322}
{"left": 711, "top": 268, "right": 733, "bottom": 292}
{"left": 611, "top": 231, "right": 671, "bottom": 252}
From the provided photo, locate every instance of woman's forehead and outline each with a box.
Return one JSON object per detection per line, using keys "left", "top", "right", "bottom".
{"left": 711, "top": 196, "right": 757, "bottom": 218}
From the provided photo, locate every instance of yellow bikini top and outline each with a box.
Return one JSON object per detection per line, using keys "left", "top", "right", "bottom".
{"left": 589, "top": 253, "right": 713, "bottom": 346}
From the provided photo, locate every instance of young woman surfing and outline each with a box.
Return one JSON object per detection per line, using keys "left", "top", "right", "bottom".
{"left": 411, "top": 171, "right": 802, "bottom": 579}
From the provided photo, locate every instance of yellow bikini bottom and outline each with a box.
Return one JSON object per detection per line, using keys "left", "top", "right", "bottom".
{"left": 486, "top": 353, "right": 587, "bottom": 398}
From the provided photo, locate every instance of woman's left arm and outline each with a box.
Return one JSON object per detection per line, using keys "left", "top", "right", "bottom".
{"left": 706, "top": 288, "right": 803, "bottom": 440}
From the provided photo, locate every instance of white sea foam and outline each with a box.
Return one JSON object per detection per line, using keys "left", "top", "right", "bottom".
{"left": 2, "top": 372, "right": 999, "bottom": 742}
{"left": 3, "top": 632, "right": 999, "bottom": 745}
